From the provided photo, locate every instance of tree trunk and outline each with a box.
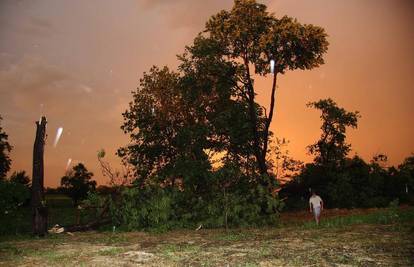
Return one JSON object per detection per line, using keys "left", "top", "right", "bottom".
{"left": 243, "top": 57, "right": 268, "bottom": 176}
{"left": 31, "top": 116, "right": 48, "bottom": 236}
{"left": 261, "top": 72, "right": 278, "bottom": 169}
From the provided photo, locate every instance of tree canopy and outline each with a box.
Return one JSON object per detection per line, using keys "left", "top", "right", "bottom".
{"left": 120, "top": 0, "right": 329, "bottom": 186}
{"left": 204, "top": 0, "right": 329, "bottom": 175}
{"left": 61, "top": 163, "right": 96, "bottom": 206}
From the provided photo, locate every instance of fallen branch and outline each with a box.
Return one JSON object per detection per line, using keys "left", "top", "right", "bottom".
{"left": 65, "top": 218, "right": 112, "bottom": 232}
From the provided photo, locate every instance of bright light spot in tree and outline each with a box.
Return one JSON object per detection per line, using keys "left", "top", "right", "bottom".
{"left": 270, "top": 59, "right": 275, "bottom": 74}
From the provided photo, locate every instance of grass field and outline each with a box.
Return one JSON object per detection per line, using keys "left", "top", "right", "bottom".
{"left": 1, "top": 206, "right": 413, "bottom": 266}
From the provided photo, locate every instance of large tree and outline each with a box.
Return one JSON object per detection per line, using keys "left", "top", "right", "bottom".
{"left": 205, "top": 0, "right": 329, "bottom": 176}
{"left": 0, "top": 115, "right": 12, "bottom": 180}
{"left": 121, "top": 0, "right": 329, "bottom": 183}
{"left": 119, "top": 0, "right": 328, "bottom": 224}
{"left": 61, "top": 163, "right": 96, "bottom": 206}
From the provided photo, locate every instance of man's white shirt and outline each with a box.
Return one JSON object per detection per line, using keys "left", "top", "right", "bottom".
{"left": 309, "top": 195, "right": 322, "bottom": 209}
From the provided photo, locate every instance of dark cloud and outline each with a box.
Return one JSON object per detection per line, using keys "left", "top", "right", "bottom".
{"left": 0, "top": 55, "right": 87, "bottom": 112}
{"left": 0, "top": 1, "right": 56, "bottom": 38}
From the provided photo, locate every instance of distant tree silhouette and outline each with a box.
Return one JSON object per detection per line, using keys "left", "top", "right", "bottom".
{"left": 307, "top": 98, "right": 360, "bottom": 169}
{"left": 61, "top": 163, "right": 96, "bottom": 206}
{"left": 10, "top": 170, "right": 31, "bottom": 188}
{"left": 281, "top": 100, "right": 362, "bottom": 208}
{"left": 0, "top": 115, "right": 12, "bottom": 180}
{"left": 281, "top": 99, "right": 413, "bottom": 209}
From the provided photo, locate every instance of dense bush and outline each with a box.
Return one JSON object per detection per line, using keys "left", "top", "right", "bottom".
{"left": 0, "top": 179, "right": 30, "bottom": 235}
{"left": 83, "top": 170, "right": 283, "bottom": 232}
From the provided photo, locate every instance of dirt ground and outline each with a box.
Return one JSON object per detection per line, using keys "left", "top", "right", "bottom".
{"left": 0, "top": 210, "right": 413, "bottom": 266}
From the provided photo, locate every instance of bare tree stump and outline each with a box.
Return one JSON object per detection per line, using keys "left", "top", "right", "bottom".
{"left": 31, "top": 116, "right": 48, "bottom": 236}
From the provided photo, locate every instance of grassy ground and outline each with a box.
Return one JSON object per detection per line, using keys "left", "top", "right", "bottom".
{"left": 0, "top": 207, "right": 413, "bottom": 266}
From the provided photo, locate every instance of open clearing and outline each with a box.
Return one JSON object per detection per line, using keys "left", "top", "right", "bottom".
{"left": 1, "top": 209, "right": 413, "bottom": 266}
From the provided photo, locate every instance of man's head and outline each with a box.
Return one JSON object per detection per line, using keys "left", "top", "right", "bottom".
{"left": 311, "top": 190, "right": 317, "bottom": 196}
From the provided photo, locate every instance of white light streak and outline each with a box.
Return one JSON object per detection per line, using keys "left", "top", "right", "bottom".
{"left": 270, "top": 59, "right": 275, "bottom": 74}
{"left": 65, "top": 158, "right": 72, "bottom": 171}
{"left": 53, "top": 127, "right": 64, "bottom": 147}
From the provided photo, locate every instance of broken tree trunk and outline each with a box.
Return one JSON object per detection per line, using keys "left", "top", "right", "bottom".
{"left": 31, "top": 116, "right": 48, "bottom": 236}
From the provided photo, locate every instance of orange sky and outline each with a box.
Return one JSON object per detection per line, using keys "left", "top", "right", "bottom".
{"left": 0, "top": 0, "right": 413, "bottom": 187}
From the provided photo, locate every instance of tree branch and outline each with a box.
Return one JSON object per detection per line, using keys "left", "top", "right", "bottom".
{"left": 262, "top": 72, "right": 278, "bottom": 161}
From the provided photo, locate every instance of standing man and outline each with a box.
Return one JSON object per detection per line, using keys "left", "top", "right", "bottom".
{"left": 309, "top": 190, "right": 324, "bottom": 225}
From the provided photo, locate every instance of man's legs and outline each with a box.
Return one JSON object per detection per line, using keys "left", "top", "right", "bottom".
{"left": 313, "top": 207, "right": 321, "bottom": 225}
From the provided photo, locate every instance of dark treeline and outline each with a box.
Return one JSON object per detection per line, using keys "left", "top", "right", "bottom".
{"left": 281, "top": 154, "right": 414, "bottom": 210}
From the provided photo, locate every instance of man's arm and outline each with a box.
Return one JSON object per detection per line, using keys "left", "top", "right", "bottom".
{"left": 309, "top": 202, "right": 313, "bottom": 213}
{"left": 320, "top": 199, "right": 324, "bottom": 210}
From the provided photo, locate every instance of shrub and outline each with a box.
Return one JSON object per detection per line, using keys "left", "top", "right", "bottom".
{"left": 0, "top": 180, "right": 30, "bottom": 235}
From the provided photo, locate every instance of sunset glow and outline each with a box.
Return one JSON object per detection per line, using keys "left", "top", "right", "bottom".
{"left": 0, "top": 0, "right": 413, "bottom": 187}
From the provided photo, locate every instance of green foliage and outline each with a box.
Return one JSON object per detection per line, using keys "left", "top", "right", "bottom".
{"left": 0, "top": 179, "right": 30, "bottom": 235}
{"left": 118, "top": 187, "right": 173, "bottom": 231}
{"left": 204, "top": 0, "right": 328, "bottom": 175}
{"left": 86, "top": 172, "right": 284, "bottom": 231}
{"left": 60, "top": 163, "right": 96, "bottom": 206}
{"left": 0, "top": 180, "right": 30, "bottom": 214}
{"left": 0, "top": 116, "right": 12, "bottom": 180}
{"left": 206, "top": 0, "right": 329, "bottom": 75}
{"left": 81, "top": 190, "right": 109, "bottom": 222}
{"left": 117, "top": 0, "right": 333, "bottom": 229}
{"left": 83, "top": 187, "right": 176, "bottom": 232}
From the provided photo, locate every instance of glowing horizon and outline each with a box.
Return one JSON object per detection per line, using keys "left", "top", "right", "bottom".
{"left": 0, "top": 0, "right": 413, "bottom": 187}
